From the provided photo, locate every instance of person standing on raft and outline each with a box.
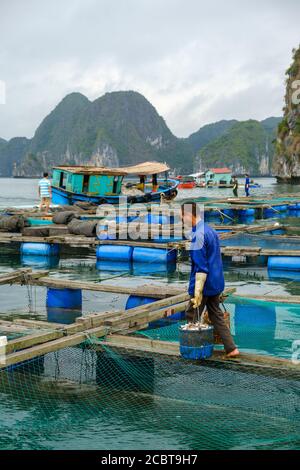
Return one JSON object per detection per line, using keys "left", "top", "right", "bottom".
{"left": 38, "top": 172, "right": 52, "bottom": 213}
{"left": 181, "top": 202, "right": 239, "bottom": 358}
{"left": 232, "top": 176, "right": 238, "bottom": 197}
{"left": 245, "top": 173, "right": 250, "bottom": 197}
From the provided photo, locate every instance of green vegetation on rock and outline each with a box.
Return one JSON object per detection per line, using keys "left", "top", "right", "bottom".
{"left": 274, "top": 45, "right": 300, "bottom": 182}
{"left": 0, "top": 90, "right": 281, "bottom": 177}
{"left": 196, "top": 119, "right": 280, "bottom": 175}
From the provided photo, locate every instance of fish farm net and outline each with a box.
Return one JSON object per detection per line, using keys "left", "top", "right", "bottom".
{"left": 0, "top": 296, "right": 299, "bottom": 450}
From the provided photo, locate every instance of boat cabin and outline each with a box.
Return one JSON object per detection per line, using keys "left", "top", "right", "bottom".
{"left": 52, "top": 166, "right": 126, "bottom": 197}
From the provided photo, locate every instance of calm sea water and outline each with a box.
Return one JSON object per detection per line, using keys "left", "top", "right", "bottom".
{"left": 0, "top": 176, "right": 298, "bottom": 208}
{"left": 0, "top": 177, "right": 299, "bottom": 450}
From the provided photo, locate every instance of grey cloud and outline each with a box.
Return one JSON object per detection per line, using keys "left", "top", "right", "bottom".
{"left": 0, "top": 0, "right": 299, "bottom": 139}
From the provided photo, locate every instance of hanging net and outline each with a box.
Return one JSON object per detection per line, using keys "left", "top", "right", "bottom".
{"left": 0, "top": 295, "right": 299, "bottom": 450}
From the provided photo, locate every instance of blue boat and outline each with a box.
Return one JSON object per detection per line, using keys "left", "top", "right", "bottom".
{"left": 51, "top": 162, "right": 178, "bottom": 205}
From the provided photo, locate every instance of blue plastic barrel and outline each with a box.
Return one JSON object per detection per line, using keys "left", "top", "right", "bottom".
{"left": 205, "top": 210, "right": 220, "bottom": 220}
{"left": 222, "top": 209, "right": 234, "bottom": 218}
{"left": 47, "top": 307, "right": 82, "bottom": 324}
{"left": 273, "top": 205, "right": 287, "bottom": 212}
{"left": 125, "top": 295, "right": 185, "bottom": 327}
{"left": 46, "top": 288, "right": 82, "bottom": 309}
{"left": 268, "top": 269, "right": 300, "bottom": 281}
{"left": 21, "top": 254, "right": 60, "bottom": 269}
{"left": 96, "top": 260, "right": 132, "bottom": 274}
{"left": 238, "top": 208, "right": 255, "bottom": 217}
{"left": 144, "top": 214, "right": 170, "bottom": 225}
{"left": 132, "top": 247, "right": 177, "bottom": 263}
{"left": 152, "top": 235, "right": 183, "bottom": 243}
{"left": 97, "top": 231, "right": 117, "bottom": 240}
{"left": 27, "top": 218, "right": 53, "bottom": 226}
{"left": 21, "top": 243, "right": 60, "bottom": 256}
{"left": 269, "top": 229, "right": 285, "bottom": 235}
{"left": 133, "top": 262, "right": 176, "bottom": 276}
{"left": 268, "top": 256, "right": 300, "bottom": 271}
{"left": 263, "top": 208, "right": 276, "bottom": 217}
{"left": 96, "top": 245, "right": 133, "bottom": 261}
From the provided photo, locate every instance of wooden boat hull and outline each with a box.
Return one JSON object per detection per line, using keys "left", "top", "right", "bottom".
{"left": 178, "top": 182, "right": 196, "bottom": 189}
{"left": 52, "top": 179, "right": 179, "bottom": 205}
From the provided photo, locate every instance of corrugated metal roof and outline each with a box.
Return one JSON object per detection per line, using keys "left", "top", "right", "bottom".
{"left": 208, "top": 167, "right": 232, "bottom": 174}
{"left": 53, "top": 161, "right": 169, "bottom": 176}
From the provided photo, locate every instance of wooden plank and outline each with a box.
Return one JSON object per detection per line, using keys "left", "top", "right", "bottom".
{"left": 2, "top": 326, "right": 107, "bottom": 368}
{"left": 0, "top": 269, "right": 31, "bottom": 286}
{"left": 260, "top": 249, "right": 300, "bottom": 256}
{"left": 98, "top": 335, "right": 300, "bottom": 372}
{"left": 31, "top": 277, "right": 185, "bottom": 298}
{"left": 106, "top": 301, "right": 189, "bottom": 333}
{"left": 13, "top": 319, "right": 67, "bottom": 329}
{"left": 232, "top": 293, "right": 300, "bottom": 305}
{"left": 0, "top": 320, "right": 34, "bottom": 334}
{"left": 6, "top": 330, "right": 65, "bottom": 354}
{"left": 3, "top": 288, "right": 235, "bottom": 356}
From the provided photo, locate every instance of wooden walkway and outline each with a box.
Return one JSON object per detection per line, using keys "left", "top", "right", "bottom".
{"left": 0, "top": 269, "right": 299, "bottom": 375}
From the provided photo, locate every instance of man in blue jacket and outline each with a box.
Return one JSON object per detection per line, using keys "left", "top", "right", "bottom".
{"left": 181, "top": 202, "right": 239, "bottom": 358}
{"left": 245, "top": 173, "right": 250, "bottom": 197}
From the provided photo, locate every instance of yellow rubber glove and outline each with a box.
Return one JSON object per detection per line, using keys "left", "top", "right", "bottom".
{"left": 191, "top": 272, "right": 207, "bottom": 309}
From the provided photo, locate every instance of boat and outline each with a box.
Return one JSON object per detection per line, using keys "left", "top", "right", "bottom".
{"left": 51, "top": 161, "right": 178, "bottom": 205}
{"left": 177, "top": 175, "right": 196, "bottom": 189}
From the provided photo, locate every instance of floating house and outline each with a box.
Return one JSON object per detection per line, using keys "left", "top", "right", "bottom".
{"left": 205, "top": 168, "right": 232, "bottom": 187}
{"left": 51, "top": 161, "right": 178, "bottom": 205}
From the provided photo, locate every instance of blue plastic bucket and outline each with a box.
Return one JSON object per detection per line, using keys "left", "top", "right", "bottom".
{"left": 179, "top": 344, "right": 214, "bottom": 360}
{"left": 21, "top": 243, "right": 60, "bottom": 257}
{"left": 96, "top": 245, "right": 133, "bottom": 261}
{"left": 179, "top": 326, "right": 214, "bottom": 360}
{"left": 46, "top": 288, "right": 82, "bottom": 309}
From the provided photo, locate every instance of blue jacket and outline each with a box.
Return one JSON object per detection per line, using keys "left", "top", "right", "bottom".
{"left": 188, "top": 222, "right": 225, "bottom": 297}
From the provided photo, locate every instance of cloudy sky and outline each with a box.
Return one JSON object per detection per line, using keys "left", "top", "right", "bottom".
{"left": 0, "top": 0, "right": 299, "bottom": 140}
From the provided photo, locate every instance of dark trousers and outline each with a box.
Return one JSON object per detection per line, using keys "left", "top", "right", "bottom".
{"left": 185, "top": 294, "right": 236, "bottom": 353}
{"left": 233, "top": 188, "right": 238, "bottom": 197}
{"left": 245, "top": 188, "right": 249, "bottom": 197}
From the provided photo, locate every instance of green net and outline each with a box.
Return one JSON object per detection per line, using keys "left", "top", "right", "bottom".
{"left": 0, "top": 339, "right": 299, "bottom": 450}
{"left": 1, "top": 291, "right": 300, "bottom": 451}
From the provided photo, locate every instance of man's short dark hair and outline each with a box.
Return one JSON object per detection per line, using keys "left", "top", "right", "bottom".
{"left": 43, "top": 172, "right": 49, "bottom": 177}
{"left": 181, "top": 201, "right": 199, "bottom": 218}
